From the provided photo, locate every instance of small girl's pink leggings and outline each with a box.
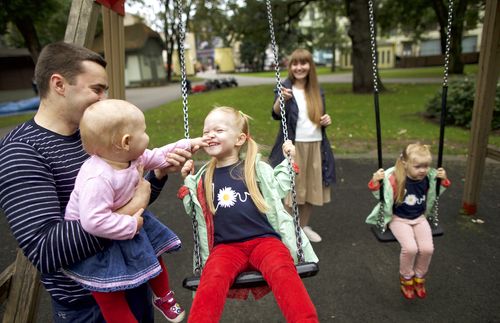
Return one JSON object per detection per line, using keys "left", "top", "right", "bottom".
{"left": 389, "top": 215, "right": 434, "bottom": 279}
{"left": 188, "top": 237, "right": 318, "bottom": 323}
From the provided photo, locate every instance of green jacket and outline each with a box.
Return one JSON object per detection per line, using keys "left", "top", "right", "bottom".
{"left": 365, "top": 166, "right": 449, "bottom": 229}
{"left": 179, "top": 155, "right": 318, "bottom": 271}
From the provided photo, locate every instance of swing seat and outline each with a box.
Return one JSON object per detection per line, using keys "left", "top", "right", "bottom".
{"left": 182, "top": 262, "right": 319, "bottom": 291}
{"left": 371, "top": 224, "right": 444, "bottom": 242}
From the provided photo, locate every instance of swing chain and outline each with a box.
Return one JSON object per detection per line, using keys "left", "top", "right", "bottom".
{"left": 265, "top": 0, "right": 304, "bottom": 263}
{"left": 367, "top": 0, "right": 379, "bottom": 93}
{"left": 175, "top": 0, "right": 203, "bottom": 272}
{"left": 428, "top": 196, "right": 440, "bottom": 228}
{"left": 175, "top": 0, "right": 190, "bottom": 140}
{"left": 376, "top": 202, "right": 386, "bottom": 233}
{"left": 442, "top": 0, "right": 454, "bottom": 88}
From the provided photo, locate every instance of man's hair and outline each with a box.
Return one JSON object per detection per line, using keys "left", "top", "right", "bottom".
{"left": 34, "top": 42, "right": 107, "bottom": 98}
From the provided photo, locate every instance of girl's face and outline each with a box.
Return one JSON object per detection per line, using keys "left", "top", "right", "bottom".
{"left": 290, "top": 60, "right": 310, "bottom": 81}
{"left": 202, "top": 110, "right": 245, "bottom": 165}
{"left": 405, "top": 154, "right": 431, "bottom": 180}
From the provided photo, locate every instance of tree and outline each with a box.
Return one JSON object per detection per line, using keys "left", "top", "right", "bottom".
{"left": 345, "top": 0, "right": 384, "bottom": 93}
{"left": 377, "top": 0, "right": 485, "bottom": 74}
{"left": 0, "top": 0, "right": 70, "bottom": 63}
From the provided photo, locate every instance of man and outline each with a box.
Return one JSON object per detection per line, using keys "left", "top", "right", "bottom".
{"left": 0, "top": 42, "right": 190, "bottom": 322}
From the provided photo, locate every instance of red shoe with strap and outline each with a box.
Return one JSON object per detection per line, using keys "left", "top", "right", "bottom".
{"left": 400, "top": 276, "right": 415, "bottom": 300}
{"left": 413, "top": 277, "right": 427, "bottom": 299}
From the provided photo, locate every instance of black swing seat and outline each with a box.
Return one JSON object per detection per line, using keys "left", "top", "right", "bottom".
{"left": 182, "top": 262, "right": 319, "bottom": 291}
{"left": 371, "top": 224, "right": 444, "bottom": 242}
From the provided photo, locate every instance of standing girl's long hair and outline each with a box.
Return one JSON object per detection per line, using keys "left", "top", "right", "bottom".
{"left": 203, "top": 107, "right": 269, "bottom": 214}
{"left": 393, "top": 143, "right": 432, "bottom": 204}
{"left": 287, "top": 48, "right": 323, "bottom": 126}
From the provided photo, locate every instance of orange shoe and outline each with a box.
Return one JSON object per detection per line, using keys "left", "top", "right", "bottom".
{"left": 400, "top": 276, "right": 415, "bottom": 299}
{"left": 413, "top": 277, "right": 427, "bottom": 299}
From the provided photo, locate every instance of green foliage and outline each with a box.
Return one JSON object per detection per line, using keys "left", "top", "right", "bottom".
{"left": 425, "top": 78, "right": 500, "bottom": 130}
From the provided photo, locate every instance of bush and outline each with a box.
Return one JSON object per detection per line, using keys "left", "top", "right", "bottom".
{"left": 425, "top": 78, "right": 500, "bottom": 130}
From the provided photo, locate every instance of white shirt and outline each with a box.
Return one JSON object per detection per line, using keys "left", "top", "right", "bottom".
{"left": 293, "top": 86, "right": 322, "bottom": 142}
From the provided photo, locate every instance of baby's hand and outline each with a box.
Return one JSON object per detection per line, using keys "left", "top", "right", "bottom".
{"left": 436, "top": 167, "right": 447, "bottom": 180}
{"left": 372, "top": 168, "right": 385, "bottom": 182}
{"left": 282, "top": 140, "right": 295, "bottom": 158}
{"left": 190, "top": 137, "right": 208, "bottom": 153}
{"left": 181, "top": 159, "right": 195, "bottom": 178}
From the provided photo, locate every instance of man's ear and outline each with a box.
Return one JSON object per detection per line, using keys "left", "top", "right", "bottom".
{"left": 235, "top": 133, "right": 247, "bottom": 147}
{"left": 51, "top": 74, "right": 66, "bottom": 96}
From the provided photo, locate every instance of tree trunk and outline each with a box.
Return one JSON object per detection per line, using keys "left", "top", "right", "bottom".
{"left": 345, "top": 0, "right": 384, "bottom": 93}
{"left": 13, "top": 17, "right": 41, "bottom": 64}
{"left": 432, "top": 0, "right": 469, "bottom": 74}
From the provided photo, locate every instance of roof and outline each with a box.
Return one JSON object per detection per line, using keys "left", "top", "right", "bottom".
{"left": 91, "top": 22, "right": 164, "bottom": 53}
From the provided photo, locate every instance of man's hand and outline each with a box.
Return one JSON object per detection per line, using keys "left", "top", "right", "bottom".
{"left": 154, "top": 148, "right": 193, "bottom": 179}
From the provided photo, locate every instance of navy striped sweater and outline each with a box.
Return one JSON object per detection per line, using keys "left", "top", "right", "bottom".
{"left": 0, "top": 119, "right": 165, "bottom": 306}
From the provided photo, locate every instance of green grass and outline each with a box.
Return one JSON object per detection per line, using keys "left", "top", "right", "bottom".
{"left": 0, "top": 112, "right": 35, "bottom": 129}
{"left": 146, "top": 82, "right": 500, "bottom": 156}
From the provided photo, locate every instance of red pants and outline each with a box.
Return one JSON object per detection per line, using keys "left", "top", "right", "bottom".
{"left": 188, "top": 237, "right": 318, "bottom": 323}
{"left": 92, "top": 257, "right": 170, "bottom": 323}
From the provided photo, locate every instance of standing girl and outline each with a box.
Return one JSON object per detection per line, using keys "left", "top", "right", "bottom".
{"left": 178, "top": 107, "right": 319, "bottom": 322}
{"left": 269, "top": 48, "right": 335, "bottom": 243}
{"left": 366, "top": 143, "right": 450, "bottom": 299}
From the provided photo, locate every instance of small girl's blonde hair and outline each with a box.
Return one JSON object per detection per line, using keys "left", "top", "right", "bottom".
{"left": 393, "top": 142, "right": 432, "bottom": 204}
{"left": 204, "top": 107, "right": 269, "bottom": 214}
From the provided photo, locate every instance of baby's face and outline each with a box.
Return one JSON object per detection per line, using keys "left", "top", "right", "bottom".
{"left": 126, "top": 114, "right": 149, "bottom": 160}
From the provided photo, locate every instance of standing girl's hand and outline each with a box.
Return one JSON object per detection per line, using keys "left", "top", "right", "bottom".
{"left": 436, "top": 167, "right": 448, "bottom": 180}
{"left": 320, "top": 114, "right": 331, "bottom": 127}
{"left": 281, "top": 87, "right": 293, "bottom": 101}
{"left": 372, "top": 168, "right": 385, "bottom": 183}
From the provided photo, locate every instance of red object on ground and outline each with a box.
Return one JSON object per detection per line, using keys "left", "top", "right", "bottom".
{"left": 192, "top": 84, "right": 207, "bottom": 93}
{"left": 462, "top": 202, "right": 477, "bottom": 215}
{"left": 95, "top": 0, "right": 125, "bottom": 16}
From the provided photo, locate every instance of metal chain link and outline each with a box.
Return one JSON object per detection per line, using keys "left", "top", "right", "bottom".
{"left": 432, "top": 0, "right": 454, "bottom": 226}
{"left": 368, "top": 0, "right": 386, "bottom": 233}
{"left": 442, "top": 0, "right": 454, "bottom": 88}
{"left": 175, "top": 0, "right": 202, "bottom": 273}
{"left": 265, "top": 0, "right": 304, "bottom": 264}
{"left": 368, "top": 0, "right": 379, "bottom": 94}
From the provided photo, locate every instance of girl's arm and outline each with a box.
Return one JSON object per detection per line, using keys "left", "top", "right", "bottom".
{"left": 368, "top": 168, "right": 385, "bottom": 191}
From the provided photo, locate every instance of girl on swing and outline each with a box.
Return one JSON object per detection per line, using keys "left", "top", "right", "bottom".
{"left": 366, "top": 142, "right": 450, "bottom": 299}
{"left": 178, "top": 106, "right": 319, "bottom": 322}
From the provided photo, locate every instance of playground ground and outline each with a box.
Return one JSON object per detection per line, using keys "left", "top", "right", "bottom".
{"left": 1, "top": 156, "right": 499, "bottom": 322}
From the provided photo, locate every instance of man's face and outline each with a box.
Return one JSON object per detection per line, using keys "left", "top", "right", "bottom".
{"left": 65, "top": 61, "right": 108, "bottom": 125}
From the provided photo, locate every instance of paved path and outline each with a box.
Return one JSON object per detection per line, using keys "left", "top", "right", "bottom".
{"left": 1, "top": 157, "right": 499, "bottom": 322}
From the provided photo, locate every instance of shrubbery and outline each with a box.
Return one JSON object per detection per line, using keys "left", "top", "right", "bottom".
{"left": 425, "top": 78, "right": 500, "bottom": 130}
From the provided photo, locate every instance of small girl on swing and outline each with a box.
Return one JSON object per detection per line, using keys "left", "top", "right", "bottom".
{"left": 178, "top": 106, "right": 319, "bottom": 322}
{"left": 366, "top": 142, "right": 450, "bottom": 299}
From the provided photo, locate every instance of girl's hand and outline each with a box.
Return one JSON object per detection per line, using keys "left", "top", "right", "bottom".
{"left": 190, "top": 137, "right": 208, "bottom": 153}
{"left": 281, "top": 87, "right": 293, "bottom": 101}
{"left": 282, "top": 140, "right": 296, "bottom": 158}
{"left": 320, "top": 114, "right": 331, "bottom": 127}
{"left": 436, "top": 167, "right": 447, "bottom": 180}
{"left": 181, "top": 159, "right": 195, "bottom": 178}
{"left": 372, "top": 168, "right": 385, "bottom": 182}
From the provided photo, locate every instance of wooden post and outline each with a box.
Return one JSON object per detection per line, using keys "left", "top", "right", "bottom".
{"left": 101, "top": 5, "right": 126, "bottom": 99}
{"left": 462, "top": 0, "right": 500, "bottom": 215}
{"left": 2, "top": 250, "right": 41, "bottom": 323}
{"left": 64, "top": 0, "right": 100, "bottom": 47}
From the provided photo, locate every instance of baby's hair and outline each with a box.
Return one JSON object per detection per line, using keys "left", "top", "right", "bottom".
{"left": 393, "top": 142, "right": 432, "bottom": 204}
{"left": 204, "top": 106, "right": 269, "bottom": 214}
{"left": 80, "top": 100, "right": 142, "bottom": 155}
